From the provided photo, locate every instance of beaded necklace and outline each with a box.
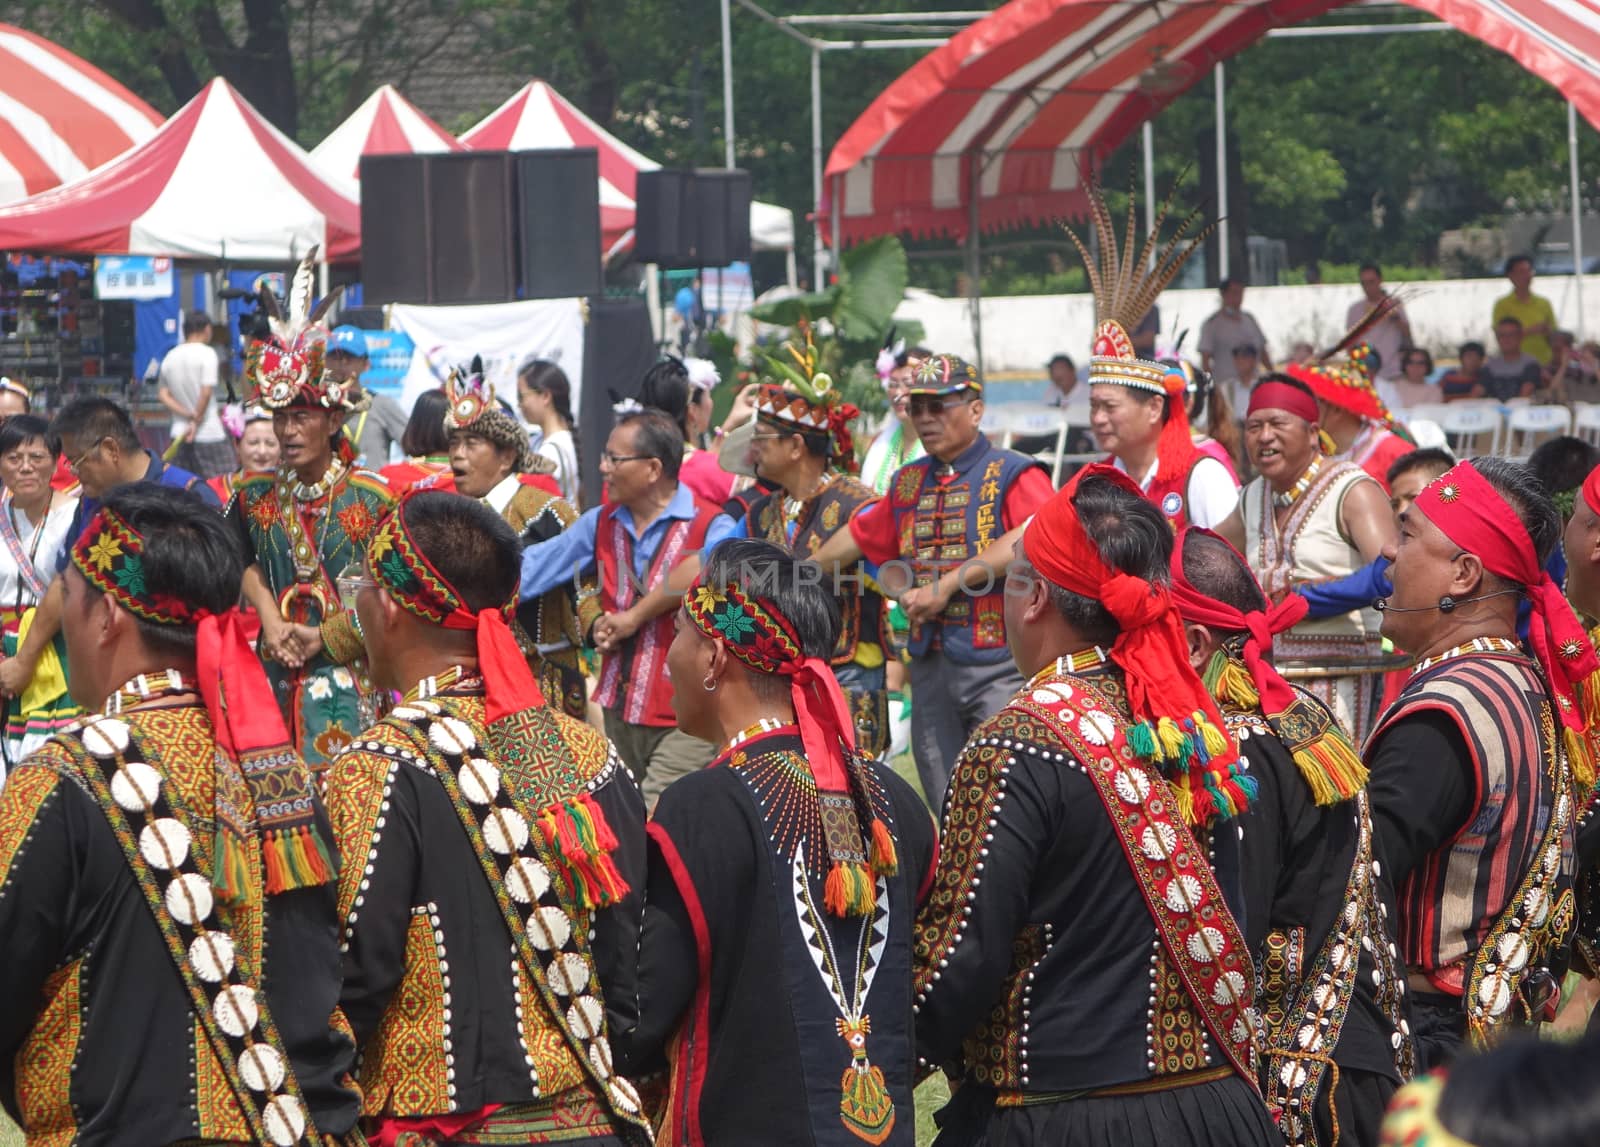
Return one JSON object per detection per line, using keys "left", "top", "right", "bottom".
{"left": 403, "top": 665, "right": 483, "bottom": 703}
{"left": 104, "top": 668, "right": 193, "bottom": 714}
{"left": 1027, "top": 644, "right": 1112, "bottom": 688}
{"left": 725, "top": 716, "right": 790, "bottom": 751}
{"left": 1409, "top": 635, "right": 1521, "bottom": 677}
{"left": 1273, "top": 454, "right": 1322, "bottom": 509}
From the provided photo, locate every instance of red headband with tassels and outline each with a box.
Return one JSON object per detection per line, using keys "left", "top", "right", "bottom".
{"left": 1022, "top": 465, "right": 1253, "bottom": 824}
{"left": 1416, "top": 461, "right": 1599, "bottom": 790}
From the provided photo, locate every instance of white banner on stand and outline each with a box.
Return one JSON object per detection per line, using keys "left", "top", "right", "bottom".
{"left": 388, "top": 298, "right": 585, "bottom": 419}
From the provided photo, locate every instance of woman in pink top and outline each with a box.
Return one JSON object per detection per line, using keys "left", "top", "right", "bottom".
{"left": 1179, "top": 360, "right": 1242, "bottom": 481}
{"left": 640, "top": 355, "right": 750, "bottom": 504}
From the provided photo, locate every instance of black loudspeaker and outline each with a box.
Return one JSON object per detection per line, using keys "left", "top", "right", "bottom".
{"left": 516, "top": 150, "right": 603, "bottom": 299}
{"left": 635, "top": 169, "right": 753, "bottom": 268}
{"left": 428, "top": 153, "right": 516, "bottom": 305}
{"left": 634, "top": 170, "right": 696, "bottom": 267}
{"left": 693, "top": 170, "right": 752, "bottom": 267}
{"left": 360, "top": 154, "right": 431, "bottom": 305}
{"left": 582, "top": 298, "right": 656, "bottom": 505}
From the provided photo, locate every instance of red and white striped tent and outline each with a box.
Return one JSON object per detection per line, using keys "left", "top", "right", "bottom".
{"left": 0, "top": 77, "right": 359, "bottom": 260}
{"left": 310, "top": 83, "right": 462, "bottom": 193}
{"left": 823, "top": 0, "right": 1600, "bottom": 242}
{"left": 0, "top": 23, "right": 163, "bottom": 206}
{"left": 462, "top": 80, "right": 795, "bottom": 259}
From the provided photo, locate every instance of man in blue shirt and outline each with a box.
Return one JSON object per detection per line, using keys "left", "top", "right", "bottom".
{"left": 521, "top": 409, "right": 738, "bottom": 806}
{"left": 0, "top": 398, "right": 218, "bottom": 700}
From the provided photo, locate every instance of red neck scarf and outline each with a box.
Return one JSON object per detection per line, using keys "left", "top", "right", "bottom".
{"left": 367, "top": 501, "right": 545, "bottom": 723}
{"left": 1022, "top": 464, "right": 1252, "bottom": 822}
{"left": 1416, "top": 461, "right": 1600, "bottom": 786}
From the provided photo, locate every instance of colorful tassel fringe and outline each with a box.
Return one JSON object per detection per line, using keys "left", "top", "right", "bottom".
{"left": 537, "top": 794, "right": 630, "bottom": 909}
{"left": 261, "top": 825, "right": 335, "bottom": 895}
{"left": 869, "top": 818, "right": 898, "bottom": 877}
{"left": 213, "top": 824, "right": 254, "bottom": 904}
{"left": 824, "top": 860, "right": 876, "bottom": 917}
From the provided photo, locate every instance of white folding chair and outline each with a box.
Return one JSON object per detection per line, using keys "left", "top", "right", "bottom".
{"left": 1439, "top": 405, "right": 1504, "bottom": 457}
{"left": 1573, "top": 403, "right": 1600, "bottom": 448}
{"left": 1401, "top": 403, "right": 1451, "bottom": 430}
{"left": 1405, "top": 419, "right": 1449, "bottom": 452}
{"left": 1504, "top": 404, "right": 1573, "bottom": 457}
{"left": 992, "top": 402, "right": 1070, "bottom": 485}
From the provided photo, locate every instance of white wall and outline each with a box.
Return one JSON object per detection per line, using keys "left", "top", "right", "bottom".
{"left": 897, "top": 275, "right": 1600, "bottom": 374}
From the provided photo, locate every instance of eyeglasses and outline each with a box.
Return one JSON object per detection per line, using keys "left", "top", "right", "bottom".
{"left": 335, "top": 562, "right": 378, "bottom": 609}
{"left": 908, "top": 394, "right": 976, "bottom": 417}
{"left": 65, "top": 436, "right": 108, "bottom": 474}
{"left": 2, "top": 450, "right": 53, "bottom": 470}
{"left": 600, "top": 452, "right": 651, "bottom": 468}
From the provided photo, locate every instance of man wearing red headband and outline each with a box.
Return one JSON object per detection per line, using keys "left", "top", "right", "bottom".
{"left": 325, "top": 491, "right": 649, "bottom": 1145}
{"left": 1289, "top": 345, "right": 1414, "bottom": 493}
{"left": 914, "top": 467, "right": 1278, "bottom": 1145}
{"left": 622, "top": 538, "right": 934, "bottom": 1144}
{"left": 1172, "top": 528, "right": 1410, "bottom": 1146}
{"left": 0, "top": 484, "right": 360, "bottom": 1145}
{"left": 1367, "top": 458, "right": 1584, "bottom": 1066}
{"left": 809, "top": 353, "right": 1052, "bottom": 806}
{"left": 1229, "top": 374, "right": 1395, "bottom": 745}
{"left": 231, "top": 320, "right": 396, "bottom": 772}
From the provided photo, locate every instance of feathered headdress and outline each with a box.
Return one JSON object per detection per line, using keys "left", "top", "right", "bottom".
{"left": 247, "top": 246, "right": 351, "bottom": 412}
{"left": 1063, "top": 173, "right": 1215, "bottom": 489}
{"left": 756, "top": 321, "right": 861, "bottom": 473}
{"left": 1288, "top": 288, "right": 1420, "bottom": 432}
{"left": 442, "top": 355, "right": 538, "bottom": 474}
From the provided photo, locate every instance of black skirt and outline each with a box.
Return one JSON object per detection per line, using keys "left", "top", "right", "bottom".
{"left": 1309, "top": 1066, "right": 1396, "bottom": 1147}
{"left": 932, "top": 1075, "right": 1284, "bottom": 1147}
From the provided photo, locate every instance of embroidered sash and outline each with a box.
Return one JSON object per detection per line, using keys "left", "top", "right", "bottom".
{"left": 64, "top": 715, "right": 320, "bottom": 1146}
{"left": 1011, "top": 676, "right": 1261, "bottom": 1088}
{"left": 594, "top": 514, "right": 693, "bottom": 722}
{"left": 0, "top": 492, "right": 46, "bottom": 600}
{"left": 378, "top": 698, "right": 649, "bottom": 1135}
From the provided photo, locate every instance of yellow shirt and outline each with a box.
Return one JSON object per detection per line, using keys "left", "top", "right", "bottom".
{"left": 1493, "top": 291, "right": 1558, "bottom": 365}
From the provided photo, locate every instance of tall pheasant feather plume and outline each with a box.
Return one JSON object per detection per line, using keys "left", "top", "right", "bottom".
{"left": 257, "top": 246, "right": 344, "bottom": 351}
{"left": 1062, "top": 169, "right": 1216, "bottom": 355}
{"left": 1318, "top": 284, "right": 1422, "bottom": 363}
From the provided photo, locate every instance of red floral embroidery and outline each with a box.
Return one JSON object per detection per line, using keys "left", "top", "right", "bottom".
{"left": 247, "top": 492, "right": 277, "bottom": 533}
{"left": 336, "top": 500, "right": 378, "bottom": 545}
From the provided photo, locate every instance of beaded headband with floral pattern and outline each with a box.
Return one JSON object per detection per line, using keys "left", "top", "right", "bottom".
{"left": 366, "top": 498, "right": 544, "bottom": 722}
{"left": 70, "top": 504, "right": 333, "bottom": 899}
{"left": 73, "top": 506, "right": 194, "bottom": 624}
{"left": 685, "top": 568, "right": 896, "bottom": 915}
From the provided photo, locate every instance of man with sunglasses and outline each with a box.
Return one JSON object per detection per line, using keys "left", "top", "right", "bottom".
{"left": 518, "top": 408, "right": 738, "bottom": 806}
{"left": 0, "top": 397, "right": 218, "bottom": 702}
{"left": 810, "top": 354, "right": 1052, "bottom": 805}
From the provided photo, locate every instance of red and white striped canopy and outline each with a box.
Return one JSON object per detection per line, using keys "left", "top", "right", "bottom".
{"left": 0, "top": 23, "right": 163, "bottom": 206}
{"left": 462, "top": 79, "right": 795, "bottom": 256}
{"left": 823, "top": 0, "right": 1600, "bottom": 242}
{"left": 0, "top": 77, "right": 360, "bottom": 260}
{"left": 310, "top": 83, "right": 462, "bottom": 192}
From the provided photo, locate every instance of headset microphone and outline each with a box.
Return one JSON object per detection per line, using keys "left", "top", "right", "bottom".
{"left": 1373, "top": 588, "right": 1522, "bottom": 614}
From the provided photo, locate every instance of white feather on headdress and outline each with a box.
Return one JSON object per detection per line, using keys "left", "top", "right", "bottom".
{"left": 683, "top": 357, "right": 720, "bottom": 392}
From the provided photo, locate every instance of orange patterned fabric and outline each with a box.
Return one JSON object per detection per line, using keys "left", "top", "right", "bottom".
{"left": 15, "top": 960, "right": 82, "bottom": 1144}
{"left": 361, "top": 911, "right": 454, "bottom": 1116}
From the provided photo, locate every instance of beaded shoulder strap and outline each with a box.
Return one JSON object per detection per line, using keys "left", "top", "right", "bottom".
{"left": 377, "top": 698, "right": 649, "bottom": 1134}
{"left": 61, "top": 715, "right": 320, "bottom": 1145}
{"left": 1012, "top": 675, "right": 1261, "bottom": 1089}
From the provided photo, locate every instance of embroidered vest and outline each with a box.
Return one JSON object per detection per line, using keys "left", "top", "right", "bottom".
{"left": 1370, "top": 654, "right": 1571, "bottom": 978}
{"left": 592, "top": 497, "right": 719, "bottom": 726}
{"left": 746, "top": 476, "right": 888, "bottom": 665}
{"left": 885, "top": 442, "right": 1036, "bottom": 665}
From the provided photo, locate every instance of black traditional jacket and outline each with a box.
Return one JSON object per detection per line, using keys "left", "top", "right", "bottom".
{"left": 622, "top": 727, "right": 935, "bottom": 1146}
{"left": 0, "top": 705, "right": 360, "bottom": 1145}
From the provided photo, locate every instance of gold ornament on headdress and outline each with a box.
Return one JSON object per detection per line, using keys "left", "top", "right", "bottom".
{"left": 1062, "top": 172, "right": 1216, "bottom": 395}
